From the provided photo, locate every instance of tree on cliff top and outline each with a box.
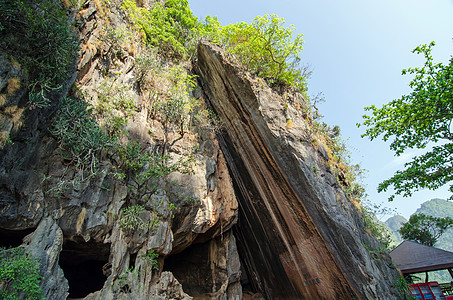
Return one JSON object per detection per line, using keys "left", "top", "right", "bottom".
{"left": 221, "top": 14, "right": 306, "bottom": 92}
{"left": 358, "top": 41, "right": 453, "bottom": 201}
{"left": 399, "top": 213, "right": 453, "bottom": 246}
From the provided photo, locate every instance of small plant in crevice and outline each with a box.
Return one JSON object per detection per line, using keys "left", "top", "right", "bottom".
{"left": 96, "top": 79, "right": 138, "bottom": 118}
{"left": 361, "top": 202, "right": 394, "bottom": 251}
{"left": 114, "top": 266, "right": 138, "bottom": 294}
{"left": 140, "top": 250, "right": 159, "bottom": 271}
{"left": 393, "top": 275, "right": 416, "bottom": 300}
{"left": 0, "top": 247, "right": 44, "bottom": 300}
{"left": 119, "top": 205, "right": 159, "bottom": 232}
{"left": 115, "top": 140, "right": 196, "bottom": 204}
{"left": 362, "top": 242, "right": 389, "bottom": 261}
{"left": 98, "top": 27, "right": 131, "bottom": 59}
{"left": 42, "top": 176, "right": 71, "bottom": 198}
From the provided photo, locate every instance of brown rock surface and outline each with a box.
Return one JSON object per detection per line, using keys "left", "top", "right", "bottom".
{"left": 196, "top": 40, "right": 401, "bottom": 299}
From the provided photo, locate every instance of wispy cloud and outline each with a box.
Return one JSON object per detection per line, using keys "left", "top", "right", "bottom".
{"left": 384, "top": 152, "right": 416, "bottom": 169}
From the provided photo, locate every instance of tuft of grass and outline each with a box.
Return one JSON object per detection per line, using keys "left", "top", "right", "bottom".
{"left": 94, "top": 0, "right": 104, "bottom": 14}
{"left": 0, "top": 131, "right": 11, "bottom": 147}
{"left": 60, "top": 0, "right": 71, "bottom": 8}
{"left": 6, "top": 78, "right": 20, "bottom": 95}
{"left": 0, "top": 94, "right": 6, "bottom": 107}
{"left": 3, "top": 105, "right": 24, "bottom": 130}
{"left": 286, "top": 120, "right": 294, "bottom": 129}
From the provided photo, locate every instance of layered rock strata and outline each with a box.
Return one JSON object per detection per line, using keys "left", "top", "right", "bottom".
{"left": 196, "top": 40, "right": 401, "bottom": 299}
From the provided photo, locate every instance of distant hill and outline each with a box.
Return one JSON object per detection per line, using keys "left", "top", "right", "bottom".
{"left": 415, "top": 198, "right": 453, "bottom": 219}
{"left": 385, "top": 198, "right": 453, "bottom": 251}
{"left": 384, "top": 215, "right": 407, "bottom": 244}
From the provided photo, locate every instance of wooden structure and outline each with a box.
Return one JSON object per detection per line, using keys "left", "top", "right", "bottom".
{"left": 390, "top": 240, "right": 453, "bottom": 296}
{"left": 390, "top": 241, "right": 453, "bottom": 276}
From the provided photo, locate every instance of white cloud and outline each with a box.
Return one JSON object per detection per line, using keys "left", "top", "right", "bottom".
{"left": 384, "top": 152, "right": 416, "bottom": 169}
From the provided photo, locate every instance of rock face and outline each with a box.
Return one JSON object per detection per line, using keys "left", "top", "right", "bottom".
{"left": 23, "top": 217, "right": 68, "bottom": 299}
{"left": 0, "top": 1, "right": 239, "bottom": 299}
{"left": 0, "top": 1, "right": 402, "bottom": 299}
{"left": 196, "top": 40, "right": 402, "bottom": 299}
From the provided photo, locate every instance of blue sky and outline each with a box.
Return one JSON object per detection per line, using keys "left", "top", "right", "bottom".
{"left": 189, "top": 0, "right": 453, "bottom": 219}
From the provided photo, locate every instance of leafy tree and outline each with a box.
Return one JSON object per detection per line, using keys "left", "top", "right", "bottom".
{"left": 358, "top": 42, "right": 453, "bottom": 201}
{"left": 122, "top": 0, "right": 198, "bottom": 59}
{"left": 221, "top": 14, "right": 306, "bottom": 92}
{"left": 398, "top": 213, "right": 453, "bottom": 246}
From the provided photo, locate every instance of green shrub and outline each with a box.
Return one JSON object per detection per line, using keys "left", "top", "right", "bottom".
{"left": 205, "top": 14, "right": 306, "bottom": 92}
{"left": 393, "top": 275, "right": 416, "bottom": 300}
{"left": 117, "top": 141, "right": 151, "bottom": 173}
{"left": 0, "top": 247, "right": 43, "bottom": 300}
{"left": 140, "top": 250, "right": 159, "bottom": 271}
{"left": 153, "top": 66, "right": 207, "bottom": 139}
{"left": 97, "top": 79, "right": 138, "bottom": 117}
{"left": 0, "top": 0, "right": 78, "bottom": 99}
{"left": 128, "top": 153, "right": 195, "bottom": 203}
{"left": 362, "top": 203, "right": 393, "bottom": 250}
{"left": 119, "top": 205, "right": 159, "bottom": 232}
{"left": 114, "top": 139, "right": 196, "bottom": 204}
{"left": 50, "top": 97, "right": 117, "bottom": 172}
{"left": 122, "top": 0, "right": 198, "bottom": 59}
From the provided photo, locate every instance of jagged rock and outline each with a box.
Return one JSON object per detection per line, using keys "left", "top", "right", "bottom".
{"left": 196, "top": 40, "right": 402, "bottom": 299}
{"left": 84, "top": 271, "right": 191, "bottom": 300}
{"left": 170, "top": 149, "right": 238, "bottom": 253}
{"left": 23, "top": 217, "right": 69, "bottom": 299}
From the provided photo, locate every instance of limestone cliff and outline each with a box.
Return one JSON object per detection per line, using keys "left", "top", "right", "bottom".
{"left": 195, "top": 41, "right": 401, "bottom": 299}
{"left": 0, "top": 1, "right": 402, "bottom": 299}
{"left": 1, "top": 1, "right": 239, "bottom": 299}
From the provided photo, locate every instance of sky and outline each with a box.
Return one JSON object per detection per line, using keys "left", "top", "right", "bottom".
{"left": 188, "top": 0, "right": 453, "bottom": 220}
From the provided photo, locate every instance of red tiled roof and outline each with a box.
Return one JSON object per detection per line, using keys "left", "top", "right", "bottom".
{"left": 390, "top": 240, "right": 453, "bottom": 274}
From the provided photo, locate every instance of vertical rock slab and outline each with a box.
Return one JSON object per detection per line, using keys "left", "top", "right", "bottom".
{"left": 23, "top": 217, "right": 69, "bottom": 299}
{"left": 196, "top": 40, "right": 401, "bottom": 299}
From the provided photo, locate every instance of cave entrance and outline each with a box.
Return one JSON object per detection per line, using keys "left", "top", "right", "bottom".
{"left": 0, "top": 228, "right": 36, "bottom": 248}
{"left": 163, "top": 242, "right": 213, "bottom": 297}
{"left": 59, "top": 239, "right": 110, "bottom": 298}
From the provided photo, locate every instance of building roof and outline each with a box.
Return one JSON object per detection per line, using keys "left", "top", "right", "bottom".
{"left": 390, "top": 240, "right": 453, "bottom": 274}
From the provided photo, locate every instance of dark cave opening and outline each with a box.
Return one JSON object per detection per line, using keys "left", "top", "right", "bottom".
{"left": 163, "top": 242, "right": 213, "bottom": 296}
{"left": 59, "top": 239, "right": 111, "bottom": 298}
{"left": 164, "top": 234, "right": 254, "bottom": 298}
{"left": 0, "top": 228, "right": 35, "bottom": 248}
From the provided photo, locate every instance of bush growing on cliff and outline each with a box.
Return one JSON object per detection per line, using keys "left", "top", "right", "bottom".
{"left": 362, "top": 204, "right": 394, "bottom": 250}
{"left": 122, "top": 0, "right": 198, "bottom": 59}
{"left": 0, "top": 0, "right": 78, "bottom": 98}
{"left": 122, "top": 1, "right": 308, "bottom": 91}
{"left": 221, "top": 14, "right": 307, "bottom": 92}
{"left": 119, "top": 205, "right": 159, "bottom": 232}
{"left": 50, "top": 97, "right": 117, "bottom": 173}
{"left": 0, "top": 247, "right": 43, "bottom": 300}
{"left": 117, "top": 142, "right": 196, "bottom": 204}
{"left": 140, "top": 250, "right": 159, "bottom": 271}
